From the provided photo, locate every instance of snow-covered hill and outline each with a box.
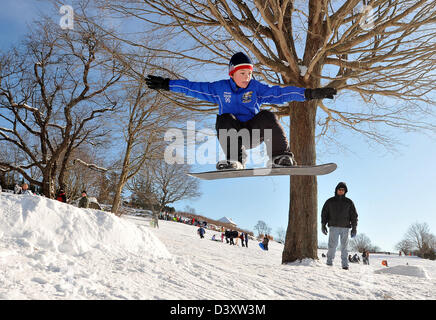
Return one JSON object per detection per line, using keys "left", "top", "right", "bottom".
{"left": 0, "top": 192, "right": 434, "bottom": 300}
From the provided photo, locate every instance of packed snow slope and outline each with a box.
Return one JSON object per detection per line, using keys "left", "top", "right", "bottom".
{"left": 0, "top": 192, "right": 435, "bottom": 300}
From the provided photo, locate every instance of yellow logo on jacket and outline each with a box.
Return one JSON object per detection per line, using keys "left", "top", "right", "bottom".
{"left": 242, "top": 91, "right": 253, "bottom": 103}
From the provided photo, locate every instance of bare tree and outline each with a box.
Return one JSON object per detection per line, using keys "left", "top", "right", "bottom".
{"left": 276, "top": 227, "right": 286, "bottom": 243}
{"left": 151, "top": 159, "right": 201, "bottom": 212}
{"left": 63, "top": 146, "right": 108, "bottom": 200}
{"left": 97, "top": 170, "right": 120, "bottom": 205}
{"left": 400, "top": 222, "right": 435, "bottom": 258}
{"left": 89, "top": 0, "right": 435, "bottom": 262}
{"left": 109, "top": 79, "right": 166, "bottom": 214}
{"left": 64, "top": 0, "right": 210, "bottom": 214}
{"left": 107, "top": 55, "right": 194, "bottom": 214}
{"left": 349, "top": 233, "right": 372, "bottom": 252}
{"left": 0, "top": 18, "right": 123, "bottom": 198}
{"left": 395, "top": 238, "right": 413, "bottom": 255}
{"left": 128, "top": 159, "right": 201, "bottom": 215}
{"left": 128, "top": 167, "right": 158, "bottom": 212}
{"left": 254, "top": 220, "right": 272, "bottom": 237}
{"left": 184, "top": 205, "right": 197, "bottom": 215}
{"left": 0, "top": 143, "right": 30, "bottom": 187}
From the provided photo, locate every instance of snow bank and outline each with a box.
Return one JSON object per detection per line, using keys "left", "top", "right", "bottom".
{"left": 374, "top": 265, "right": 430, "bottom": 279}
{"left": 0, "top": 193, "right": 170, "bottom": 258}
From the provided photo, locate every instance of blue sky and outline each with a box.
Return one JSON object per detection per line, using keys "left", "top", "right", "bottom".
{"left": 1, "top": 1, "right": 435, "bottom": 252}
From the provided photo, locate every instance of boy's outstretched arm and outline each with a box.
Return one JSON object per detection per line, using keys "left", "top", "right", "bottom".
{"left": 145, "top": 74, "right": 220, "bottom": 105}
{"left": 304, "top": 87, "right": 337, "bottom": 100}
{"left": 257, "top": 82, "right": 337, "bottom": 105}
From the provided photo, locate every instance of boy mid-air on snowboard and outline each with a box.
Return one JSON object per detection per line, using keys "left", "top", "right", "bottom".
{"left": 146, "top": 52, "right": 336, "bottom": 170}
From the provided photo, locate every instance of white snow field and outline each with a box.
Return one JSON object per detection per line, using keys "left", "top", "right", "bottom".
{"left": 0, "top": 192, "right": 435, "bottom": 300}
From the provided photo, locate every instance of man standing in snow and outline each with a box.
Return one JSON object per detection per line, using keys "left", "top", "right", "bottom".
{"left": 321, "top": 182, "right": 358, "bottom": 270}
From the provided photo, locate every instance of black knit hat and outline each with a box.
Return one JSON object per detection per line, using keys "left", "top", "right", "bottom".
{"left": 229, "top": 52, "right": 253, "bottom": 76}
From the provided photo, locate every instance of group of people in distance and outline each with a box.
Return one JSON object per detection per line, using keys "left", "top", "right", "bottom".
{"left": 199, "top": 227, "right": 250, "bottom": 248}
{"left": 4, "top": 182, "right": 91, "bottom": 209}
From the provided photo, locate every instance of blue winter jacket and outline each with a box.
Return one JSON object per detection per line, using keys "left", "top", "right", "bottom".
{"left": 169, "top": 78, "right": 307, "bottom": 122}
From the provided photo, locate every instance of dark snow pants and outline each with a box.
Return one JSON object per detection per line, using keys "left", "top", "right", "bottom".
{"left": 215, "top": 110, "right": 290, "bottom": 163}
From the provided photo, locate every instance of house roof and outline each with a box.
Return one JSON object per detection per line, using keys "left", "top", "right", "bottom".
{"left": 217, "top": 216, "right": 237, "bottom": 226}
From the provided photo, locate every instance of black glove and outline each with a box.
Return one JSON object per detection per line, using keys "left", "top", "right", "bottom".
{"left": 305, "top": 87, "right": 337, "bottom": 100}
{"left": 351, "top": 227, "right": 357, "bottom": 238}
{"left": 322, "top": 224, "right": 328, "bottom": 235}
{"left": 145, "top": 75, "right": 170, "bottom": 90}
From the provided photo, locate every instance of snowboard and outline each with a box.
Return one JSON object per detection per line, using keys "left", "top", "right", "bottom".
{"left": 259, "top": 243, "right": 266, "bottom": 250}
{"left": 188, "top": 163, "right": 336, "bottom": 180}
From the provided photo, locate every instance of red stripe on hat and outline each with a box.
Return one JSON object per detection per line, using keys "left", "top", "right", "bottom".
{"left": 229, "top": 64, "right": 253, "bottom": 76}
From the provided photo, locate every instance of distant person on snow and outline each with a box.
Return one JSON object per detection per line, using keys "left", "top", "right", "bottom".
{"left": 18, "top": 183, "right": 33, "bottom": 195}
{"left": 56, "top": 188, "right": 67, "bottom": 203}
{"left": 225, "top": 230, "right": 235, "bottom": 245}
{"left": 78, "top": 190, "right": 89, "bottom": 208}
{"left": 321, "top": 182, "right": 358, "bottom": 270}
{"left": 262, "top": 234, "right": 270, "bottom": 251}
{"left": 229, "top": 231, "right": 236, "bottom": 245}
{"left": 352, "top": 254, "right": 360, "bottom": 263}
{"left": 152, "top": 212, "right": 159, "bottom": 229}
{"left": 145, "top": 52, "right": 337, "bottom": 170}
{"left": 212, "top": 234, "right": 221, "bottom": 242}
{"left": 362, "top": 250, "right": 370, "bottom": 265}
{"left": 198, "top": 226, "right": 206, "bottom": 239}
{"left": 239, "top": 232, "right": 245, "bottom": 247}
{"left": 244, "top": 232, "right": 249, "bottom": 248}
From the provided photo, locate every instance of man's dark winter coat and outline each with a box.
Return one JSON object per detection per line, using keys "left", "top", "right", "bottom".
{"left": 321, "top": 182, "right": 358, "bottom": 229}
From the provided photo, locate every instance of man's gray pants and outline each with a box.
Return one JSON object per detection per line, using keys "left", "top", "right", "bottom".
{"left": 327, "top": 227, "right": 350, "bottom": 268}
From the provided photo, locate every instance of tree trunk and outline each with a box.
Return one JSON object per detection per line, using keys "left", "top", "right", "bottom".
{"left": 282, "top": 100, "right": 318, "bottom": 263}
{"left": 58, "top": 145, "right": 73, "bottom": 192}
{"left": 111, "top": 163, "right": 130, "bottom": 215}
{"left": 42, "top": 164, "right": 56, "bottom": 199}
{"left": 111, "top": 142, "right": 133, "bottom": 215}
{"left": 111, "top": 181, "right": 124, "bottom": 215}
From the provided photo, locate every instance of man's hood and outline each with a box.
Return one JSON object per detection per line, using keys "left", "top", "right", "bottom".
{"left": 335, "top": 182, "right": 348, "bottom": 196}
